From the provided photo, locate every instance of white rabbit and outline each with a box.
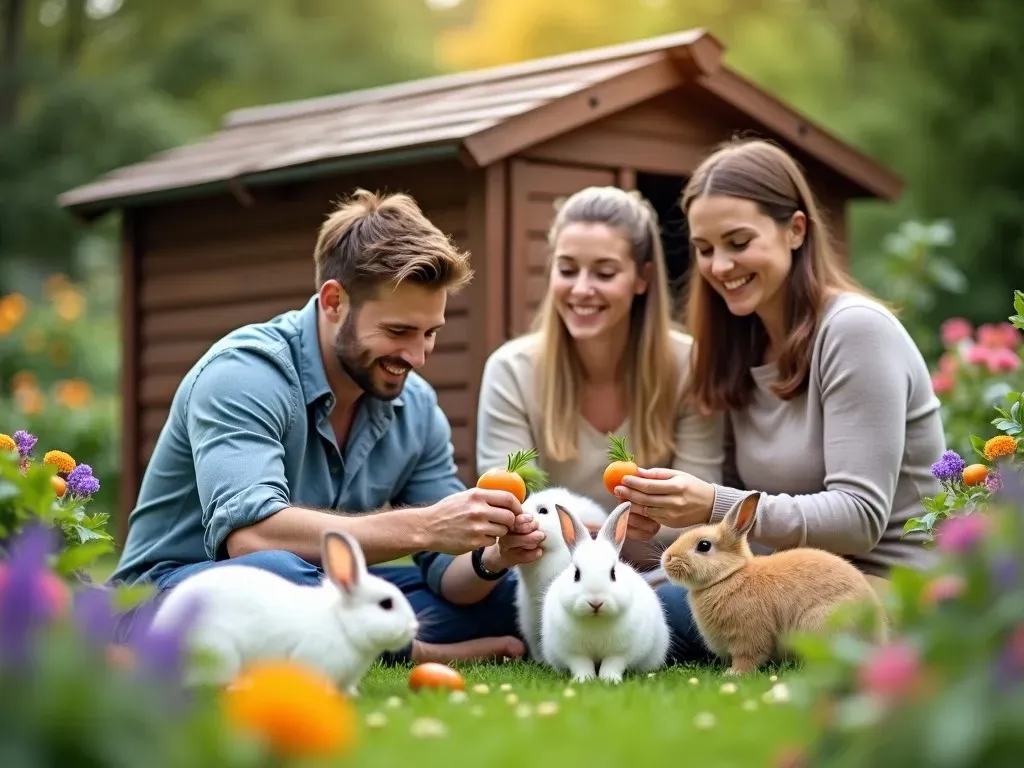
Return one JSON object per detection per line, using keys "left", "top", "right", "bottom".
{"left": 540, "top": 500, "right": 670, "bottom": 684}
{"left": 513, "top": 487, "right": 609, "bottom": 661}
{"left": 148, "top": 531, "right": 419, "bottom": 695}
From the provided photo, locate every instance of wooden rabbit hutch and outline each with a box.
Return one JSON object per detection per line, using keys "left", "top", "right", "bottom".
{"left": 58, "top": 29, "right": 902, "bottom": 540}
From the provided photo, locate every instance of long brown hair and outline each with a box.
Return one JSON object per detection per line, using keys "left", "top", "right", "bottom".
{"left": 532, "top": 186, "right": 681, "bottom": 467}
{"left": 680, "top": 138, "right": 870, "bottom": 413}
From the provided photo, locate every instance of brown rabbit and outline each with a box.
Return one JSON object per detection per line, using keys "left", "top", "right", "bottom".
{"left": 660, "top": 491, "right": 888, "bottom": 674}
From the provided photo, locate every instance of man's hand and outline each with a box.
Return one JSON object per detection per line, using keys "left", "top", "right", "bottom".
{"left": 423, "top": 488, "right": 521, "bottom": 554}
{"left": 482, "top": 512, "right": 545, "bottom": 570}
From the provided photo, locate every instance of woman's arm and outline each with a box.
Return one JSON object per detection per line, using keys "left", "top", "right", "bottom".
{"left": 622, "top": 304, "right": 924, "bottom": 556}
{"left": 708, "top": 304, "right": 914, "bottom": 554}
{"left": 475, "top": 346, "right": 541, "bottom": 474}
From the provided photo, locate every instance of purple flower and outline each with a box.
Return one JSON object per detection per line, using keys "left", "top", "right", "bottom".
{"left": 986, "top": 472, "right": 1003, "bottom": 493}
{"left": 936, "top": 513, "right": 989, "bottom": 553}
{"left": 125, "top": 591, "right": 204, "bottom": 683}
{"left": 72, "top": 586, "right": 118, "bottom": 647}
{"left": 0, "top": 524, "right": 59, "bottom": 665}
{"left": 931, "top": 450, "right": 966, "bottom": 482}
{"left": 12, "top": 430, "right": 36, "bottom": 459}
{"left": 66, "top": 463, "right": 100, "bottom": 496}
{"left": 991, "top": 554, "right": 1019, "bottom": 590}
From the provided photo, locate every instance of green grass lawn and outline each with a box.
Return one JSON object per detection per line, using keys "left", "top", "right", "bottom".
{"left": 340, "top": 661, "right": 812, "bottom": 768}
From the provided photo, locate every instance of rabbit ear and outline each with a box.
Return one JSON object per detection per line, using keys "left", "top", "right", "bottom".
{"left": 723, "top": 492, "right": 760, "bottom": 538}
{"left": 598, "top": 500, "right": 631, "bottom": 553}
{"left": 555, "top": 503, "right": 590, "bottom": 551}
{"left": 321, "top": 531, "right": 366, "bottom": 594}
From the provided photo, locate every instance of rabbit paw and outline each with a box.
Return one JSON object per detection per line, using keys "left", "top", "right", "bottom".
{"left": 598, "top": 656, "right": 627, "bottom": 684}
{"left": 567, "top": 656, "right": 597, "bottom": 683}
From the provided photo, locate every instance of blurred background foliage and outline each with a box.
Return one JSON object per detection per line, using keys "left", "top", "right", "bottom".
{"left": 1, "top": 0, "right": 1021, "bottom": 535}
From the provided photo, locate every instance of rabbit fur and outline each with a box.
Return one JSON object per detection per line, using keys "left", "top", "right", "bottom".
{"left": 513, "top": 487, "right": 609, "bottom": 661}
{"left": 661, "top": 491, "right": 888, "bottom": 675}
{"left": 540, "top": 500, "right": 670, "bottom": 683}
{"left": 149, "top": 531, "right": 419, "bottom": 694}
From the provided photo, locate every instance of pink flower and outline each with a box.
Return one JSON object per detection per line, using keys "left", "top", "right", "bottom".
{"left": 938, "top": 352, "right": 959, "bottom": 374}
{"left": 922, "top": 573, "right": 965, "bottom": 606}
{"left": 978, "top": 322, "right": 1021, "bottom": 349}
{"left": 936, "top": 513, "right": 989, "bottom": 553}
{"left": 964, "top": 344, "right": 991, "bottom": 366}
{"left": 940, "top": 317, "right": 973, "bottom": 348}
{"left": 931, "top": 372, "right": 954, "bottom": 395}
{"left": 858, "top": 640, "right": 922, "bottom": 702}
{"left": 986, "top": 347, "right": 1021, "bottom": 373}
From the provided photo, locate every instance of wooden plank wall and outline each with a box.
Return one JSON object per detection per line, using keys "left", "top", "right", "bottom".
{"left": 507, "top": 160, "right": 617, "bottom": 336}
{"left": 129, "top": 159, "right": 478, "bottom": 511}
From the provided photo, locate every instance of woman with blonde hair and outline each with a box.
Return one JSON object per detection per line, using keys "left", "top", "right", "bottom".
{"left": 473, "top": 186, "right": 724, "bottom": 659}
{"left": 615, "top": 139, "right": 944, "bottom": 644}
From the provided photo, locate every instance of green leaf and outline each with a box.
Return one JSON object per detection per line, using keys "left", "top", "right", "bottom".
{"left": 970, "top": 435, "right": 987, "bottom": 457}
{"left": 112, "top": 583, "right": 157, "bottom": 613}
{"left": 54, "top": 540, "right": 115, "bottom": 575}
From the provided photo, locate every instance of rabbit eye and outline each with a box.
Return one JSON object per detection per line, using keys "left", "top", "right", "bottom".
{"left": 574, "top": 567, "right": 580, "bottom": 582}
{"left": 610, "top": 566, "right": 616, "bottom": 581}
{"left": 696, "top": 540, "right": 712, "bottom": 554}
{"left": 379, "top": 598, "right": 394, "bottom": 610}
{"left": 538, "top": 506, "right": 548, "bottom": 515}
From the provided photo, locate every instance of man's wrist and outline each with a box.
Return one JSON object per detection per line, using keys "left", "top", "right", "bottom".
{"left": 480, "top": 544, "right": 507, "bottom": 573}
{"left": 393, "top": 506, "right": 434, "bottom": 551}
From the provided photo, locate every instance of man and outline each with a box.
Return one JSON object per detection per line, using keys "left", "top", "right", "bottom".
{"left": 111, "top": 189, "right": 547, "bottom": 664}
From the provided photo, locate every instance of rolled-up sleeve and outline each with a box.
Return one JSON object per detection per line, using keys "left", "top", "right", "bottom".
{"left": 185, "top": 348, "right": 298, "bottom": 560}
{"left": 398, "top": 397, "right": 465, "bottom": 595}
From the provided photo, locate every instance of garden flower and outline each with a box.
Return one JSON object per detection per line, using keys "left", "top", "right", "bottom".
{"left": 930, "top": 450, "right": 966, "bottom": 481}
{"left": 940, "top": 317, "right": 973, "bottom": 347}
{"left": 921, "top": 573, "right": 965, "bottom": 606}
{"left": 985, "top": 347, "right": 1021, "bottom": 373}
{"left": 224, "top": 660, "right": 357, "bottom": 758}
{"left": 965, "top": 344, "right": 991, "bottom": 366}
{"left": 13, "top": 429, "right": 36, "bottom": 459}
{"left": 977, "top": 322, "right": 1021, "bottom": 349}
{"left": 0, "top": 524, "right": 67, "bottom": 665}
{"left": 72, "top": 586, "right": 120, "bottom": 648}
{"left": 931, "top": 371, "right": 953, "bottom": 395}
{"left": 857, "top": 640, "right": 922, "bottom": 703}
{"left": 42, "top": 449, "right": 76, "bottom": 475}
{"left": 936, "top": 513, "right": 989, "bottom": 553}
{"left": 985, "top": 471, "right": 1003, "bottom": 493}
{"left": 938, "top": 352, "right": 959, "bottom": 374}
{"left": 66, "top": 463, "right": 100, "bottom": 496}
{"left": 125, "top": 594, "right": 203, "bottom": 683}
{"left": 983, "top": 435, "right": 1017, "bottom": 461}
{"left": 0, "top": 434, "right": 15, "bottom": 453}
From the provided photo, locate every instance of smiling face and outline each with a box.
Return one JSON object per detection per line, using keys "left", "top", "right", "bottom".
{"left": 322, "top": 280, "right": 446, "bottom": 400}
{"left": 549, "top": 222, "right": 649, "bottom": 342}
{"left": 687, "top": 194, "right": 806, "bottom": 321}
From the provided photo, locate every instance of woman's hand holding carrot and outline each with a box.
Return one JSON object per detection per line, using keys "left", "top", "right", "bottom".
{"left": 613, "top": 467, "right": 716, "bottom": 530}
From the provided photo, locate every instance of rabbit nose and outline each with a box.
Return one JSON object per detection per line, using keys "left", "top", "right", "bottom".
{"left": 588, "top": 600, "right": 603, "bottom": 613}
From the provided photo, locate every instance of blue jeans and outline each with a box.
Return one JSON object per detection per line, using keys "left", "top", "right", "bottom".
{"left": 115, "top": 551, "right": 715, "bottom": 666}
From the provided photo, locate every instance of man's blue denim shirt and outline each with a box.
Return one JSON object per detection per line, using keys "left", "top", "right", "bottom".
{"left": 111, "top": 295, "right": 462, "bottom": 592}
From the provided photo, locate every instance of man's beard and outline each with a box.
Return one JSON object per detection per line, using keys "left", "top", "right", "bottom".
{"left": 333, "top": 312, "right": 408, "bottom": 401}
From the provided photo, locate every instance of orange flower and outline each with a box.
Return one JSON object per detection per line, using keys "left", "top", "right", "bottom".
{"left": 54, "top": 379, "right": 93, "bottom": 409}
{"left": 0, "top": 434, "right": 16, "bottom": 453}
{"left": 223, "top": 661, "right": 356, "bottom": 759}
{"left": 11, "top": 370, "right": 37, "bottom": 391}
{"left": 14, "top": 386, "right": 44, "bottom": 415}
{"left": 53, "top": 287, "right": 84, "bottom": 323}
{"left": 43, "top": 450, "right": 76, "bottom": 475}
{"left": 984, "top": 435, "right": 1018, "bottom": 461}
{"left": 0, "top": 292, "right": 28, "bottom": 336}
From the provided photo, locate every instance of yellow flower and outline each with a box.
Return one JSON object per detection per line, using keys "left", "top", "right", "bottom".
{"left": 54, "top": 288, "right": 85, "bottom": 323}
{"left": 983, "top": 435, "right": 1017, "bottom": 461}
{"left": 43, "top": 450, "right": 76, "bottom": 474}
{"left": 223, "top": 661, "right": 357, "bottom": 759}
{"left": 0, "top": 434, "right": 16, "bottom": 453}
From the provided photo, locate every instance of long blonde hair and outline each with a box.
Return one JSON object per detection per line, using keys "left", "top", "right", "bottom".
{"left": 532, "top": 186, "right": 681, "bottom": 467}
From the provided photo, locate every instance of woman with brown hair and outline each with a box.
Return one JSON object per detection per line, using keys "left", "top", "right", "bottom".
{"left": 474, "top": 185, "right": 724, "bottom": 576}
{"left": 615, "top": 138, "right": 945, "bottom": 636}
